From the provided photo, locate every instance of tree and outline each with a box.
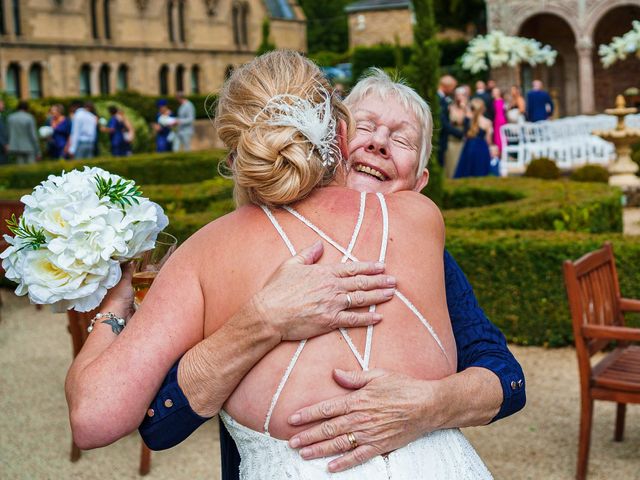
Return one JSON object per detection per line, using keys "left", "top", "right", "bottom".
{"left": 299, "top": 0, "right": 350, "bottom": 54}
{"left": 406, "top": 0, "right": 444, "bottom": 207}
{"left": 257, "top": 18, "right": 276, "bottom": 56}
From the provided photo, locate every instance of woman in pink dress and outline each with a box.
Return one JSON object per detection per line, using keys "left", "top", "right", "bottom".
{"left": 492, "top": 87, "right": 507, "bottom": 154}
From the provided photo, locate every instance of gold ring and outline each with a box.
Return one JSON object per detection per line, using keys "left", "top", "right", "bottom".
{"left": 346, "top": 432, "right": 358, "bottom": 450}
{"left": 345, "top": 293, "right": 353, "bottom": 309}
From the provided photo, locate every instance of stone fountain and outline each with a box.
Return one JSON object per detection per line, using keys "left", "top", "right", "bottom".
{"left": 593, "top": 95, "right": 640, "bottom": 190}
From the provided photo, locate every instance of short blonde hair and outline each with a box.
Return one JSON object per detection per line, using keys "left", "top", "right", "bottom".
{"left": 345, "top": 68, "right": 433, "bottom": 176}
{"left": 215, "top": 51, "right": 352, "bottom": 207}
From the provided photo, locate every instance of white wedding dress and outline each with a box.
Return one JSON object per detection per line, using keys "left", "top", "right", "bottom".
{"left": 221, "top": 192, "right": 493, "bottom": 479}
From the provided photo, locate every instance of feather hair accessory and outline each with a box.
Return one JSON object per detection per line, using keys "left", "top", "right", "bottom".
{"left": 253, "top": 88, "right": 340, "bottom": 168}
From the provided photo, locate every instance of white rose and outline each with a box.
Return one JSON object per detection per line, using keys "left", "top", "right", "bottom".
{"left": 0, "top": 235, "right": 29, "bottom": 296}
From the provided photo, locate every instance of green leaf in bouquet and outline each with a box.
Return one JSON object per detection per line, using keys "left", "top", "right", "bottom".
{"left": 6, "top": 214, "right": 46, "bottom": 251}
{"left": 95, "top": 175, "right": 143, "bottom": 209}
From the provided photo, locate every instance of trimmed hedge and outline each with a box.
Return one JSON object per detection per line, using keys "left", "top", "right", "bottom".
{"left": 0, "top": 150, "right": 227, "bottom": 189}
{"left": 446, "top": 228, "right": 640, "bottom": 347}
{"left": 443, "top": 177, "right": 623, "bottom": 233}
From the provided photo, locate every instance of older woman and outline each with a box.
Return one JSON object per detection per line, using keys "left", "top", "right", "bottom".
{"left": 66, "top": 51, "right": 492, "bottom": 478}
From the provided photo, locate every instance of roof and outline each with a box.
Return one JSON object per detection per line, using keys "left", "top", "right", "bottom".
{"left": 345, "top": 0, "right": 412, "bottom": 14}
{"left": 263, "top": 0, "right": 296, "bottom": 19}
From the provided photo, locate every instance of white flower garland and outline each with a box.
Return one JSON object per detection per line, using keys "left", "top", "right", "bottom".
{"left": 461, "top": 30, "right": 558, "bottom": 73}
{"left": 1, "top": 167, "right": 168, "bottom": 312}
{"left": 598, "top": 20, "right": 640, "bottom": 68}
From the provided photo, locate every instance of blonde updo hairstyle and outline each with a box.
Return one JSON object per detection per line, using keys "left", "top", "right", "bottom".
{"left": 216, "top": 51, "right": 352, "bottom": 207}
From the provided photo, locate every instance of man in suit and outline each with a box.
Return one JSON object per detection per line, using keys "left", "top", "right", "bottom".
{"left": 473, "top": 80, "right": 494, "bottom": 121}
{"left": 0, "top": 100, "right": 8, "bottom": 165}
{"left": 7, "top": 101, "right": 40, "bottom": 165}
{"left": 526, "top": 79, "right": 554, "bottom": 122}
{"left": 436, "top": 75, "right": 464, "bottom": 166}
{"left": 173, "top": 91, "right": 196, "bottom": 152}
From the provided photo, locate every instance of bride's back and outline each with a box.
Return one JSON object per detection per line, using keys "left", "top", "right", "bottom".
{"left": 192, "top": 185, "right": 455, "bottom": 439}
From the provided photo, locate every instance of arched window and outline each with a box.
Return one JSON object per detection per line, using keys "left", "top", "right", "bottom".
{"left": 117, "top": 64, "right": 128, "bottom": 91}
{"left": 90, "top": 0, "right": 99, "bottom": 39}
{"left": 232, "top": 3, "right": 240, "bottom": 46}
{"left": 167, "top": 1, "right": 174, "bottom": 42}
{"left": 11, "top": 0, "right": 20, "bottom": 36}
{"left": 99, "top": 64, "right": 110, "bottom": 95}
{"left": 190, "top": 65, "right": 200, "bottom": 94}
{"left": 0, "top": 0, "right": 7, "bottom": 35}
{"left": 159, "top": 64, "right": 169, "bottom": 95}
{"left": 240, "top": 2, "right": 249, "bottom": 47}
{"left": 29, "top": 64, "right": 43, "bottom": 99}
{"left": 175, "top": 64, "right": 185, "bottom": 92}
{"left": 103, "top": 0, "right": 111, "bottom": 40}
{"left": 6, "top": 63, "right": 20, "bottom": 97}
{"left": 80, "top": 64, "right": 92, "bottom": 96}
{"left": 178, "top": 0, "right": 186, "bottom": 43}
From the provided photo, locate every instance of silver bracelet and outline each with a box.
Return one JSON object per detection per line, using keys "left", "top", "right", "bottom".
{"left": 87, "top": 312, "right": 126, "bottom": 335}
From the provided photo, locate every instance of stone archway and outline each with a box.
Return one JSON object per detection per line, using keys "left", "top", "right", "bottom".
{"left": 519, "top": 13, "right": 578, "bottom": 116}
{"left": 592, "top": 4, "right": 640, "bottom": 111}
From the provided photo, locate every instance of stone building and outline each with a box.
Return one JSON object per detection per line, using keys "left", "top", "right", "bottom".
{"left": 486, "top": 0, "right": 640, "bottom": 116}
{"left": 345, "top": 0, "right": 413, "bottom": 49}
{"left": 0, "top": 0, "right": 306, "bottom": 99}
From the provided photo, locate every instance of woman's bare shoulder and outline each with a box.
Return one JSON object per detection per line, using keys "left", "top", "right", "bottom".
{"left": 387, "top": 191, "right": 445, "bottom": 238}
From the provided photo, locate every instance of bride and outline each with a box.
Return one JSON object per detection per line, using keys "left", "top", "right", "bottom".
{"left": 66, "top": 51, "right": 491, "bottom": 479}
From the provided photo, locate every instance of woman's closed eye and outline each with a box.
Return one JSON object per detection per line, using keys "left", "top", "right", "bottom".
{"left": 356, "top": 121, "right": 374, "bottom": 133}
{"left": 392, "top": 135, "right": 414, "bottom": 149}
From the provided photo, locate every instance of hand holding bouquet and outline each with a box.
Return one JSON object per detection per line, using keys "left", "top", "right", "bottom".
{"left": 1, "top": 167, "right": 169, "bottom": 312}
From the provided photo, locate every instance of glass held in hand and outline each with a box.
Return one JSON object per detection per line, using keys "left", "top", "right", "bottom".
{"left": 132, "top": 232, "right": 177, "bottom": 308}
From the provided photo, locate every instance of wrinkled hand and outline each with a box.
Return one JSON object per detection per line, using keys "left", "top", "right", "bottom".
{"left": 101, "top": 262, "right": 135, "bottom": 320}
{"left": 252, "top": 241, "right": 396, "bottom": 341}
{"left": 287, "top": 369, "right": 441, "bottom": 473}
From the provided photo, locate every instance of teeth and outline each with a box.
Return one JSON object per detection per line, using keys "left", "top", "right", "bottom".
{"left": 355, "top": 164, "right": 386, "bottom": 181}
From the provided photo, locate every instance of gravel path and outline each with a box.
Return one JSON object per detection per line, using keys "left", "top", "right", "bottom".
{"left": 1, "top": 292, "right": 639, "bottom": 479}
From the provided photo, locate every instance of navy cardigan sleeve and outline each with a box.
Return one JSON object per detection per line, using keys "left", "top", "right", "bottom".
{"left": 140, "top": 250, "right": 525, "bottom": 449}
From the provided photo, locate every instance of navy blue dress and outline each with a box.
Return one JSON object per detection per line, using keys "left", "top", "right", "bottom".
{"left": 108, "top": 116, "right": 128, "bottom": 157}
{"left": 155, "top": 113, "right": 174, "bottom": 153}
{"left": 47, "top": 118, "right": 71, "bottom": 159}
{"left": 454, "top": 120, "right": 491, "bottom": 178}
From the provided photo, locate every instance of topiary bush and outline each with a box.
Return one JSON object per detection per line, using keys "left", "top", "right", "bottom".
{"left": 570, "top": 164, "right": 610, "bottom": 183}
{"left": 524, "top": 157, "right": 561, "bottom": 179}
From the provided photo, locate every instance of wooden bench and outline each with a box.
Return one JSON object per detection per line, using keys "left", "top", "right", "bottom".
{"left": 563, "top": 242, "right": 640, "bottom": 480}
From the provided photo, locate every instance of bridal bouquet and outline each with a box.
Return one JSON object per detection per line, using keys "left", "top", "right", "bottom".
{"left": 599, "top": 20, "right": 640, "bottom": 68}
{"left": 1, "top": 167, "right": 168, "bottom": 312}
{"left": 461, "top": 31, "right": 557, "bottom": 73}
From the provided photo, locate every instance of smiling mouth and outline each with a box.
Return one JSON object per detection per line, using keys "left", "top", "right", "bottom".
{"left": 354, "top": 164, "right": 388, "bottom": 181}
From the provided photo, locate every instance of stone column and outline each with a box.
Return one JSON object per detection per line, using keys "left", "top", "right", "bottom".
{"left": 90, "top": 62, "right": 101, "bottom": 96}
{"left": 576, "top": 37, "right": 595, "bottom": 114}
{"left": 110, "top": 62, "right": 119, "bottom": 93}
{"left": 19, "top": 61, "right": 30, "bottom": 99}
{"left": 168, "top": 64, "right": 176, "bottom": 95}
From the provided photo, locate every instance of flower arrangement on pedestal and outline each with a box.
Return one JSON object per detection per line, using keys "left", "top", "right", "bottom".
{"left": 599, "top": 20, "right": 640, "bottom": 68}
{"left": 1, "top": 167, "right": 168, "bottom": 312}
{"left": 461, "top": 30, "right": 557, "bottom": 73}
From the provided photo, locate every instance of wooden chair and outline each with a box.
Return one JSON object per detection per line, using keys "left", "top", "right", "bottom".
{"left": 67, "top": 309, "right": 152, "bottom": 475}
{"left": 563, "top": 242, "right": 640, "bottom": 480}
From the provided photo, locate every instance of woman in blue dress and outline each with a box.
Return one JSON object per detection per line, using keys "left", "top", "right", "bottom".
{"left": 102, "top": 105, "right": 128, "bottom": 157}
{"left": 454, "top": 98, "right": 493, "bottom": 178}
{"left": 153, "top": 99, "right": 175, "bottom": 153}
{"left": 46, "top": 104, "right": 71, "bottom": 159}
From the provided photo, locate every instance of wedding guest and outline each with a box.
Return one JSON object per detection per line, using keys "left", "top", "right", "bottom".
{"left": 84, "top": 102, "right": 101, "bottom": 157}
{"left": 487, "top": 79, "right": 496, "bottom": 91}
{"left": 444, "top": 86, "right": 468, "bottom": 178}
{"left": 101, "top": 106, "right": 128, "bottom": 157}
{"left": 153, "top": 99, "right": 174, "bottom": 153}
{"left": 489, "top": 144, "right": 501, "bottom": 177}
{"left": 0, "top": 100, "right": 8, "bottom": 165}
{"left": 437, "top": 75, "right": 464, "bottom": 167}
{"left": 454, "top": 98, "right": 492, "bottom": 178}
{"left": 120, "top": 109, "right": 135, "bottom": 155}
{"left": 7, "top": 101, "right": 40, "bottom": 165}
{"left": 507, "top": 85, "right": 526, "bottom": 123}
{"left": 526, "top": 80, "right": 554, "bottom": 122}
{"left": 173, "top": 91, "right": 195, "bottom": 152}
{"left": 473, "top": 80, "right": 494, "bottom": 121}
{"left": 46, "top": 104, "right": 71, "bottom": 159}
{"left": 492, "top": 87, "right": 507, "bottom": 155}
{"left": 67, "top": 101, "right": 98, "bottom": 159}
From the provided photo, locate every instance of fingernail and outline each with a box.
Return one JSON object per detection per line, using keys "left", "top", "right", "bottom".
{"left": 375, "top": 262, "right": 384, "bottom": 269}
{"left": 289, "top": 437, "right": 300, "bottom": 448}
{"left": 300, "top": 448, "right": 312, "bottom": 459}
{"left": 372, "top": 313, "right": 383, "bottom": 322}
{"left": 289, "top": 413, "right": 301, "bottom": 425}
{"left": 386, "top": 276, "right": 396, "bottom": 286}
{"left": 384, "top": 288, "right": 395, "bottom": 297}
